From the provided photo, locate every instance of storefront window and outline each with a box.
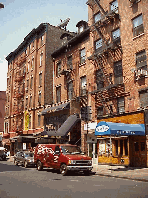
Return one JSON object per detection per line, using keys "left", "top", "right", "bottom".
{"left": 115, "top": 140, "right": 118, "bottom": 155}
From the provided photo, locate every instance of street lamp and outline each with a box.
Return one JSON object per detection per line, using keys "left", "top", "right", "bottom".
{"left": 0, "top": 3, "right": 4, "bottom": 9}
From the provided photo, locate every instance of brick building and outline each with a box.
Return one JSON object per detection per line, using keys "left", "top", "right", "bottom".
{"left": 42, "top": 0, "right": 148, "bottom": 167}
{"left": 0, "top": 91, "right": 6, "bottom": 146}
{"left": 4, "top": 23, "right": 74, "bottom": 155}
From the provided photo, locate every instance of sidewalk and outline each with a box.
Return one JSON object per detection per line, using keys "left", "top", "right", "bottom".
{"left": 92, "top": 163, "right": 148, "bottom": 182}
{"left": 7, "top": 156, "right": 148, "bottom": 181}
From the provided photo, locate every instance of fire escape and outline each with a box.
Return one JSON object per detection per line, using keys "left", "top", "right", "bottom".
{"left": 87, "top": 0, "right": 129, "bottom": 117}
{"left": 12, "top": 55, "right": 26, "bottom": 133}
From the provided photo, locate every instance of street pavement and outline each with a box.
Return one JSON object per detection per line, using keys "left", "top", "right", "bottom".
{"left": 7, "top": 156, "right": 148, "bottom": 182}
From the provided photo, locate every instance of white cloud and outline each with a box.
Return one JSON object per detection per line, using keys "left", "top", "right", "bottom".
{"left": 0, "top": 58, "right": 7, "bottom": 91}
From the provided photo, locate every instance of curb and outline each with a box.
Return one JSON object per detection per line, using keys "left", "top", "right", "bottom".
{"left": 93, "top": 172, "right": 148, "bottom": 182}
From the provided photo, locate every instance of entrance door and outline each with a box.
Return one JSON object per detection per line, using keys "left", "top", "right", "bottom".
{"left": 88, "top": 143, "right": 98, "bottom": 165}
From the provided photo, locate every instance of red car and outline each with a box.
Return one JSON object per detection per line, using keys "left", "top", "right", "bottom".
{"left": 34, "top": 144, "right": 93, "bottom": 176}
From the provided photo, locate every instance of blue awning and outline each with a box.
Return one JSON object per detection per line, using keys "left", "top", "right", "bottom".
{"left": 95, "top": 121, "right": 145, "bottom": 136}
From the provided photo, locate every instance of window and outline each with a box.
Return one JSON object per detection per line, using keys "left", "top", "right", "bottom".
{"left": 117, "top": 97, "right": 125, "bottom": 114}
{"left": 41, "top": 35, "right": 44, "bottom": 46}
{"left": 27, "top": 61, "right": 30, "bottom": 72}
{"left": 80, "top": 76, "right": 87, "bottom": 96}
{"left": 56, "top": 61, "right": 61, "bottom": 77}
{"left": 136, "top": 50, "right": 147, "bottom": 70}
{"left": 115, "top": 140, "right": 118, "bottom": 155}
{"left": 27, "top": 79, "right": 29, "bottom": 88}
{"left": 112, "top": 28, "right": 120, "bottom": 41}
{"left": 96, "top": 69, "right": 104, "bottom": 89}
{"left": 29, "top": 96, "right": 32, "bottom": 108}
{"left": 38, "top": 91, "right": 41, "bottom": 105}
{"left": 67, "top": 81, "right": 73, "bottom": 100}
{"left": 114, "top": 60, "right": 123, "bottom": 84}
{"left": 94, "top": 12, "right": 101, "bottom": 23}
{"left": 38, "top": 114, "right": 41, "bottom": 126}
{"left": 110, "top": 0, "right": 118, "bottom": 12}
{"left": 139, "top": 90, "right": 148, "bottom": 108}
{"left": 80, "top": 48, "right": 86, "bottom": 64}
{"left": 39, "top": 73, "right": 42, "bottom": 87}
{"left": 56, "top": 86, "right": 61, "bottom": 103}
{"left": 97, "top": 106, "right": 103, "bottom": 117}
{"left": 67, "top": 56, "right": 73, "bottom": 70}
{"left": 132, "top": 15, "right": 144, "bottom": 37}
{"left": 40, "top": 52, "right": 43, "bottom": 66}
{"left": 29, "top": 114, "right": 31, "bottom": 129}
{"left": 95, "top": 39, "right": 102, "bottom": 51}
{"left": 31, "top": 57, "right": 34, "bottom": 70}
{"left": 79, "top": 26, "right": 84, "bottom": 33}
{"left": 30, "top": 76, "right": 33, "bottom": 89}
{"left": 26, "top": 97, "right": 28, "bottom": 108}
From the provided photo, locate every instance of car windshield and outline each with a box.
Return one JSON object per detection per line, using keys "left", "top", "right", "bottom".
{"left": 61, "top": 146, "right": 83, "bottom": 155}
{"left": 24, "top": 153, "right": 34, "bottom": 157}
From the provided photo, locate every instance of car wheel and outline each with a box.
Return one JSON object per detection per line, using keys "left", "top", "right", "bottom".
{"left": 37, "top": 161, "right": 43, "bottom": 171}
{"left": 24, "top": 161, "right": 28, "bottom": 168}
{"left": 60, "top": 164, "right": 68, "bottom": 176}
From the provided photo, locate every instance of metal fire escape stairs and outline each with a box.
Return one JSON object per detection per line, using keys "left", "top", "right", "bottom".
{"left": 87, "top": 0, "right": 124, "bottom": 116}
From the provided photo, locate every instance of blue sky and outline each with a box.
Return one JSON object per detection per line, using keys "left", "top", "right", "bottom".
{"left": 0, "top": 0, "right": 88, "bottom": 91}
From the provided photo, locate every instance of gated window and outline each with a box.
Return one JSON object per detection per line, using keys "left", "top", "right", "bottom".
{"left": 56, "top": 86, "right": 61, "bottom": 103}
{"left": 67, "top": 81, "right": 73, "bottom": 100}
{"left": 117, "top": 97, "right": 125, "bottom": 114}
{"left": 136, "top": 50, "right": 147, "bottom": 70}
{"left": 56, "top": 61, "right": 61, "bottom": 77}
{"left": 80, "top": 48, "right": 86, "bottom": 64}
{"left": 114, "top": 60, "right": 123, "bottom": 84}
{"left": 132, "top": 15, "right": 144, "bottom": 37}
{"left": 94, "top": 12, "right": 101, "bottom": 23}
{"left": 67, "top": 55, "right": 73, "bottom": 70}
{"left": 96, "top": 69, "right": 104, "bottom": 89}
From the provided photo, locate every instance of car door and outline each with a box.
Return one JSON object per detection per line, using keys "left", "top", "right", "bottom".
{"left": 53, "top": 146, "right": 61, "bottom": 169}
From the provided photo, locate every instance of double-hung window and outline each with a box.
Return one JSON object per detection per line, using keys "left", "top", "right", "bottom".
{"left": 94, "top": 12, "right": 101, "bottom": 23}
{"left": 80, "top": 48, "right": 86, "bottom": 64}
{"left": 117, "top": 97, "right": 125, "bottom": 114}
{"left": 67, "top": 56, "right": 73, "bottom": 70}
{"left": 80, "top": 76, "right": 87, "bottom": 96}
{"left": 114, "top": 60, "right": 123, "bottom": 84}
{"left": 56, "top": 86, "right": 61, "bottom": 103}
{"left": 112, "top": 28, "right": 120, "bottom": 42}
{"left": 136, "top": 50, "right": 147, "bottom": 70}
{"left": 96, "top": 69, "right": 104, "bottom": 89}
{"left": 67, "top": 81, "right": 73, "bottom": 100}
{"left": 56, "top": 62, "right": 61, "bottom": 76}
{"left": 132, "top": 15, "right": 144, "bottom": 37}
{"left": 110, "top": 0, "right": 118, "bottom": 13}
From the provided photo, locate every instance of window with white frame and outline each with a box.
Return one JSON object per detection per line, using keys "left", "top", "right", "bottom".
{"left": 80, "top": 48, "right": 86, "bottom": 64}
{"left": 94, "top": 12, "right": 101, "bottom": 23}
{"left": 132, "top": 15, "right": 144, "bottom": 37}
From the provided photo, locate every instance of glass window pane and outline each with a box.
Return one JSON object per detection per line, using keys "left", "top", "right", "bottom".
{"left": 133, "top": 15, "right": 143, "bottom": 28}
{"left": 111, "top": 0, "right": 118, "bottom": 11}
{"left": 94, "top": 12, "right": 101, "bottom": 23}
{"left": 112, "top": 29, "right": 120, "bottom": 39}
{"left": 95, "top": 39, "right": 102, "bottom": 50}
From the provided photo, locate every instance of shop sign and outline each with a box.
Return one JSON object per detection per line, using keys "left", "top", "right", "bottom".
{"left": 95, "top": 125, "right": 109, "bottom": 133}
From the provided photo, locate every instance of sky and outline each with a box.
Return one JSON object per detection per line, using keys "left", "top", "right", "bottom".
{"left": 0, "top": 0, "right": 88, "bottom": 91}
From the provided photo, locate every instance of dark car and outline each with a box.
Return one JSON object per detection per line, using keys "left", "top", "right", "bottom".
{"left": 14, "top": 151, "right": 35, "bottom": 168}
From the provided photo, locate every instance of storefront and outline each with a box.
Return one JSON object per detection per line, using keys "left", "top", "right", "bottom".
{"left": 95, "top": 121, "right": 146, "bottom": 167}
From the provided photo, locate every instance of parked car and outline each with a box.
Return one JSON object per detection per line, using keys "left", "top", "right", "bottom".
{"left": 34, "top": 144, "right": 93, "bottom": 176}
{"left": 14, "top": 151, "right": 35, "bottom": 168}
{"left": 0, "top": 147, "right": 7, "bottom": 161}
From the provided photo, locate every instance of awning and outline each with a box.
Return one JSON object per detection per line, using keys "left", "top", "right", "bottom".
{"left": 41, "top": 102, "right": 70, "bottom": 115}
{"left": 95, "top": 121, "right": 145, "bottom": 136}
{"left": 41, "top": 114, "right": 81, "bottom": 137}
